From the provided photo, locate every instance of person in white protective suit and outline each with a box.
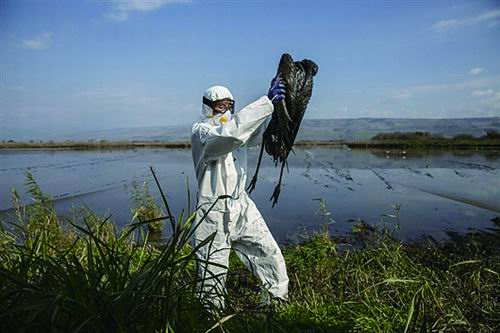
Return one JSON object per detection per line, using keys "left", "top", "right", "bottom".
{"left": 190, "top": 80, "right": 289, "bottom": 309}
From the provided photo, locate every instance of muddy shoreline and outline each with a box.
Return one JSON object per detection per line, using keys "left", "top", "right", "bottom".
{"left": 1, "top": 139, "right": 499, "bottom": 150}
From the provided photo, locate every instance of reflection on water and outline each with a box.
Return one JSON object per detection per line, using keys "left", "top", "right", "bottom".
{"left": 1, "top": 147, "right": 499, "bottom": 243}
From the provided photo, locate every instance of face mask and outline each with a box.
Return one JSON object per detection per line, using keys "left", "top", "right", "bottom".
{"left": 210, "top": 110, "right": 232, "bottom": 126}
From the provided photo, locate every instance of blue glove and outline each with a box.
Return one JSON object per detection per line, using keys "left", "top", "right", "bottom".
{"left": 267, "top": 77, "right": 286, "bottom": 104}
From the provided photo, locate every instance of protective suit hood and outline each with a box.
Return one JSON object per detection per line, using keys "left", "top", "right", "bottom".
{"left": 201, "top": 85, "right": 234, "bottom": 120}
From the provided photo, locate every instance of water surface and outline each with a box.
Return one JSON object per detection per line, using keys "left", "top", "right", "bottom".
{"left": 1, "top": 147, "right": 498, "bottom": 242}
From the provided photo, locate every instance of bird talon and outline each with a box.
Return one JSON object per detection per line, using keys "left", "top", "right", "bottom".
{"left": 247, "top": 177, "right": 258, "bottom": 193}
{"left": 269, "top": 184, "right": 281, "bottom": 207}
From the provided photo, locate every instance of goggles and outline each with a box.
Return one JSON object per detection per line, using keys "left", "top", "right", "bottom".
{"left": 203, "top": 97, "right": 235, "bottom": 114}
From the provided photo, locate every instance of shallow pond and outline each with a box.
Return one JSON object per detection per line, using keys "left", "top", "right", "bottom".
{"left": 1, "top": 147, "right": 499, "bottom": 243}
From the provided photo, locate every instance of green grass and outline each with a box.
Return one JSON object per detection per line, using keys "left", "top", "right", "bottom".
{"left": 2, "top": 130, "right": 499, "bottom": 150}
{"left": 348, "top": 130, "right": 500, "bottom": 149}
{"left": 128, "top": 179, "right": 165, "bottom": 234}
{"left": 1, "top": 171, "right": 499, "bottom": 332}
{"left": 0, "top": 169, "right": 220, "bottom": 332}
{"left": 0, "top": 140, "right": 190, "bottom": 150}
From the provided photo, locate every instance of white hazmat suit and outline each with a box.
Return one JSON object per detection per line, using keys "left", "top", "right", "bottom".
{"left": 190, "top": 86, "right": 289, "bottom": 309}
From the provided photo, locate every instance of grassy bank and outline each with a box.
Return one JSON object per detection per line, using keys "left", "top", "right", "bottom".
{"left": 346, "top": 140, "right": 500, "bottom": 149}
{"left": 0, "top": 140, "right": 346, "bottom": 150}
{"left": 1, "top": 171, "right": 499, "bottom": 332}
{"left": 345, "top": 131, "right": 500, "bottom": 149}
{"left": 0, "top": 140, "right": 191, "bottom": 150}
{"left": 2, "top": 130, "right": 500, "bottom": 150}
{"left": 1, "top": 140, "right": 498, "bottom": 150}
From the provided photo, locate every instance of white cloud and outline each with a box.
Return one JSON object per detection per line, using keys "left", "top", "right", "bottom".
{"left": 472, "top": 89, "right": 495, "bottom": 97}
{"left": 430, "top": 9, "right": 500, "bottom": 33}
{"left": 431, "top": 19, "right": 460, "bottom": 32}
{"left": 1, "top": 85, "right": 25, "bottom": 91}
{"left": 70, "top": 88, "right": 157, "bottom": 105}
{"left": 72, "top": 90, "right": 131, "bottom": 99}
{"left": 17, "top": 32, "right": 52, "bottom": 50}
{"left": 472, "top": 89, "right": 500, "bottom": 100}
{"left": 106, "top": 11, "right": 129, "bottom": 22}
{"left": 392, "top": 90, "right": 412, "bottom": 100}
{"left": 113, "top": 0, "right": 171, "bottom": 12}
{"left": 382, "top": 90, "right": 412, "bottom": 104}
{"left": 106, "top": 0, "right": 186, "bottom": 22}
{"left": 468, "top": 67, "right": 484, "bottom": 75}
{"left": 405, "top": 76, "right": 499, "bottom": 95}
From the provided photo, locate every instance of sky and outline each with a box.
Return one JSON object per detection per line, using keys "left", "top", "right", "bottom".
{"left": 1, "top": 0, "right": 500, "bottom": 139}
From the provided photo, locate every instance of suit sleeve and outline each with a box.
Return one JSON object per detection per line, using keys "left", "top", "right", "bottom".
{"left": 246, "top": 113, "right": 272, "bottom": 148}
{"left": 193, "top": 96, "right": 274, "bottom": 163}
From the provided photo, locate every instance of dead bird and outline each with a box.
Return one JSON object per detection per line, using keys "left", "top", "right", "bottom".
{"left": 247, "top": 53, "right": 319, "bottom": 206}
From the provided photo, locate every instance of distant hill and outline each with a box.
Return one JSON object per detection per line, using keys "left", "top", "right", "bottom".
{"left": 51, "top": 125, "right": 192, "bottom": 142}
{"left": 37, "top": 117, "right": 500, "bottom": 142}
{"left": 297, "top": 117, "right": 500, "bottom": 141}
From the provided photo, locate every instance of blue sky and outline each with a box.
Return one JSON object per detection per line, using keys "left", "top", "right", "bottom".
{"left": 1, "top": 0, "right": 500, "bottom": 138}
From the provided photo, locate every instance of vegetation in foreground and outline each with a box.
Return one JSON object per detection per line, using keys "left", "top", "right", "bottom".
{"left": 1, "top": 171, "right": 499, "bottom": 332}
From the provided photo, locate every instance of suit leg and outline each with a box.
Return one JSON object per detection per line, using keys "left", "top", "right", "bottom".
{"left": 231, "top": 194, "right": 289, "bottom": 301}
